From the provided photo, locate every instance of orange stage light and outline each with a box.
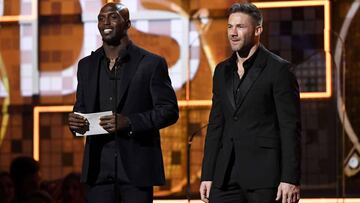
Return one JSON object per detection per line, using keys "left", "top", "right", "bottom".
{"left": 247, "top": 1, "right": 331, "bottom": 99}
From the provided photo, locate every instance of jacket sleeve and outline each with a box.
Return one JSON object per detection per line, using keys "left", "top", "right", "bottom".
{"left": 201, "top": 66, "right": 225, "bottom": 181}
{"left": 127, "top": 57, "right": 179, "bottom": 132}
{"left": 273, "top": 63, "right": 301, "bottom": 185}
{"left": 73, "top": 59, "right": 86, "bottom": 113}
{"left": 69, "top": 59, "right": 86, "bottom": 136}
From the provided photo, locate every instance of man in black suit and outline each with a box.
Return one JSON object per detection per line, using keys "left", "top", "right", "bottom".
{"left": 68, "top": 3, "right": 179, "bottom": 203}
{"left": 199, "top": 3, "right": 301, "bottom": 203}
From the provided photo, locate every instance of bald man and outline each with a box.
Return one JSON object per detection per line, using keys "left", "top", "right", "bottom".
{"left": 68, "top": 3, "right": 179, "bottom": 203}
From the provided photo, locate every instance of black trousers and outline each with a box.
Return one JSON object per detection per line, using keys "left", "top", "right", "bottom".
{"left": 209, "top": 155, "right": 278, "bottom": 203}
{"left": 87, "top": 182, "right": 153, "bottom": 203}
{"left": 209, "top": 184, "right": 277, "bottom": 203}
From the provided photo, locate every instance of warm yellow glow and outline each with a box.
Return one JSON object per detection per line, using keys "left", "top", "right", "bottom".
{"left": 33, "top": 109, "right": 39, "bottom": 161}
{"left": 0, "top": 15, "right": 36, "bottom": 22}
{"left": 323, "top": 1, "right": 331, "bottom": 53}
{"left": 325, "top": 51, "right": 332, "bottom": 98}
{"left": 33, "top": 106, "right": 73, "bottom": 160}
{"left": 178, "top": 100, "right": 212, "bottom": 107}
{"left": 254, "top": 1, "right": 328, "bottom": 8}
{"left": 34, "top": 106, "right": 73, "bottom": 112}
{"left": 324, "top": 1, "right": 332, "bottom": 98}
{"left": 0, "top": 0, "right": 37, "bottom": 22}
{"left": 203, "top": 43, "right": 217, "bottom": 74}
{"left": 254, "top": 0, "right": 332, "bottom": 99}
{"left": 301, "top": 91, "right": 331, "bottom": 99}
{"left": 0, "top": 55, "right": 10, "bottom": 146}
{"left": 1, "top": 1, "right": 38, "bottom": 148}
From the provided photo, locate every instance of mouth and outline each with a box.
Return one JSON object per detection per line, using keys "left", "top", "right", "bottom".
{"left": 103, "top": 28, "right": 113, "bottom": 34}
{"left": 230, "top": 40, "right": 240, "bottom": 44}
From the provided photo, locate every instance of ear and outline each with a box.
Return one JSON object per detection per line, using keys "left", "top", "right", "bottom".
{"left": 255, "top": 25, "right": 263, "bottom": 37}
{"left": 126, "top": 20, "right": 131, "bottom": 29}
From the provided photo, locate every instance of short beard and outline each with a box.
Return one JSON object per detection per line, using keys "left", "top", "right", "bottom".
{"left": 235, "top": 43, "right": 253, "bottom": 58}
{"left": 102, "top": 37, "right": 121, "bottom": 46}
{"left": 102, "top": 32, "right": 126, "bottom": 46}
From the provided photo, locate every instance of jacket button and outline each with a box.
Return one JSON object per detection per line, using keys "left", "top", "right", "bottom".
{"left": 233, "top": 116, "right": 239, "bottom": 121}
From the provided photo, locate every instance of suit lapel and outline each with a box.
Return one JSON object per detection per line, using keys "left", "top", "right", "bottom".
{"left": 234, "top": 45, "right": 268, "bottom": 115}
{"left": 87, "top": 49, "right": 102, "bottom": 112}
{"left": 116, "top": 43, "right": 143, "bottom": 107}
{"left": 224, "top": 58, "right": 236, "bottom": 110}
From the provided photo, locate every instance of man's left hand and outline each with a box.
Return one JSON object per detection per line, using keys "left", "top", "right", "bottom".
{"left": 276, "top": 182, "right": 300, "bottom": 203}
{"left": 99, "top": 113, "right": 129, "bottom": 133}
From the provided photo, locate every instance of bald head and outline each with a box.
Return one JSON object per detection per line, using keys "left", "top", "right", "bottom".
{"left": 98, "top": 2, "right": 131, "bottom": 46}
{"left": 101, "top": 2, "right": 130, "bottom": 23}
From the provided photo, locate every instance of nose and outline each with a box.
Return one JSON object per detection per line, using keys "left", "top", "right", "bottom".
{"left": 229, "top": 27, "right": 237, "bottom": 36}
{"left": 104, "top": 16, "right": 110, "bottom": 25}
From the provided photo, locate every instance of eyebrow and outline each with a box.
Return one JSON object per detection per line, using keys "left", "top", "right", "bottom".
{"left": 228, "top": 23, "right": 247, "bottom": 26}
{"left": 98, "top": 11, "right": 121, "bottom": 18}
{"left": 99, "top": 10, "right": 118, "bottom": 15}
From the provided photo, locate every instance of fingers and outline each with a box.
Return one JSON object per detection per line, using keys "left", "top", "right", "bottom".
{"left": 292, "top": 188, "right": 300, "bottom": 203}
{"left": 99, "top": 115, "right": 116, "bottom": 133}
{"left": 276, "top": 185, "right": 282, "bottom": 201}
{"left": 200, "top": 189, "right": 209, "bottom": 203}
{"left": 199, "top": 187, "right": 206, "bottom": 202}
{"left": 282, "top": 192, "right": 287, "bottom": 203}
{"left": 277, "top": 185, "right": 289, "bottom": 203}
{"left": 99, "top": 115, "right": 114, "bottom": 122}
{"left": 101, "top": 123, "right": 116, "bottom": 133}
{"left": 199, "top": 182, "right": 210, "bottom": 203}
{"left": 286, "top": 195, "right": 292, "bottom": 203}
{"left": 282, "top": 188, "right": 300, "bottom": 203}
{"left": 68, "top": 113, "right": 88, "bottom": 133}
{"left": 199, "top": 183, "right": 205, "bottom": 202}
{"left": 276, "top": 182, "right": 300, "bottom": 203}
{"left": 69, "top": 113, "right": 86, "bottom": 124}
{"left": 285, "top": 193, "right": 298, "bottom": 203}
{"left": 72, "top": 113, "right": 127, "bottom": 133}
{"left": 100, "top": 114, "right": 129, "bottom": 132}
{"left": 291, "top": 194, "right": 297, "bottom": 203}
{"left": 100, "top": 121, "right": 115, "bottom": 132}
{"left": 206, "top": 185, "right": 211, "bottom": 201}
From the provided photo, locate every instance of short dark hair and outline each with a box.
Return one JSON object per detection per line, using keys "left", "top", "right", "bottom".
{"left": 228, "top": 3, "right": 263, "bottom": 26}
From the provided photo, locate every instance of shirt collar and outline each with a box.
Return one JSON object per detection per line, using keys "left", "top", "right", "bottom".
{"left": 99, "top": 41, "right": 132, "bottom": 61}
{"left": 231, "top": 46, "right": 260, "bottom": 72}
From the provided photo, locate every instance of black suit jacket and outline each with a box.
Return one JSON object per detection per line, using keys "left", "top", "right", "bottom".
{"left": 73, "top": 42, "right": 179, "bottom": 187}
{"left": 201, "top": 45, "right": 301, "bottom": 189}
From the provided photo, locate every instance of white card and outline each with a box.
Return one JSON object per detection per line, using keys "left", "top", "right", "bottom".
{"left": 74, "top": 111, "right": 113, "bottom": 136}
